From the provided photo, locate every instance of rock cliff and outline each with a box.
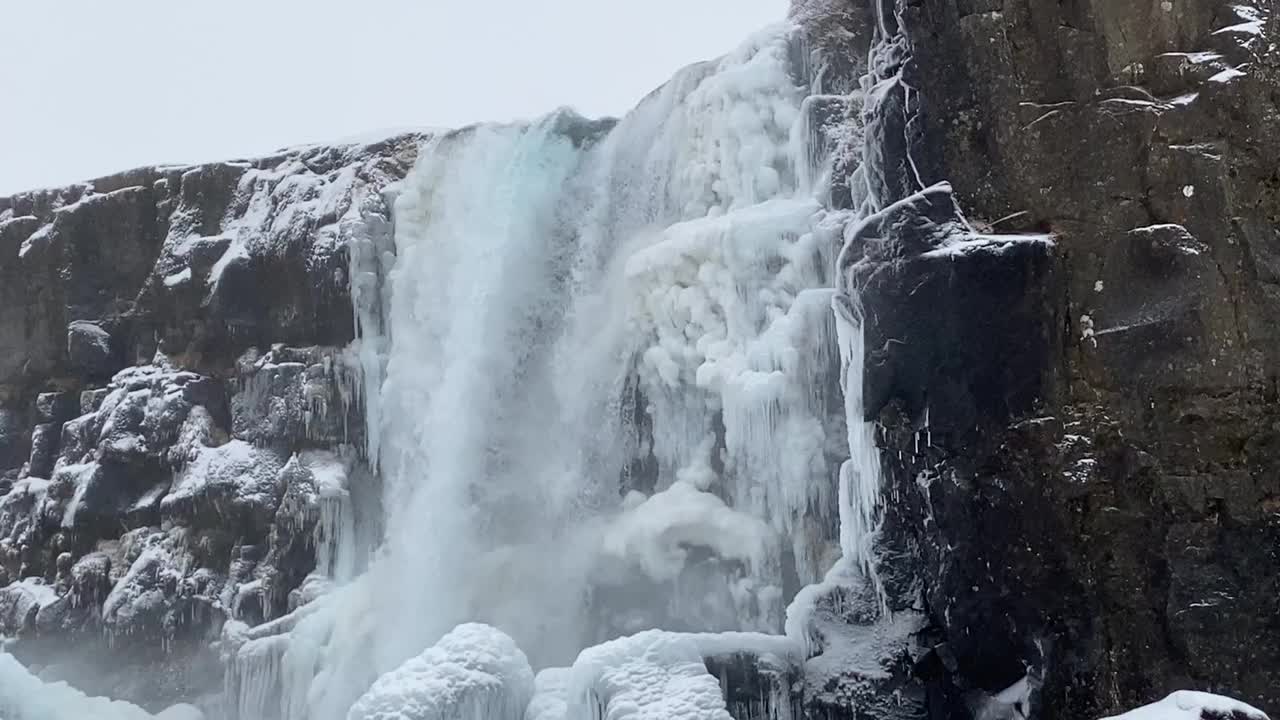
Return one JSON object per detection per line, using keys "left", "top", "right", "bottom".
{"left": 0, "top": 1, "right": 1276, "bottom": 719}
{"left": 0, "top": 134, "right": 421, "bottom": 708}
{"left": 817, "top": 0, "right": 1278, "bottom": 717}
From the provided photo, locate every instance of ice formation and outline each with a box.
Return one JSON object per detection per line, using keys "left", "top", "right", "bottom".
{"left": 347, "top": 623, "right": 535, "bottom": 720}
{"left": 346, "top": 19, "right": 816, "bottom": 673}
{"left": 1101, "top": 691, "right": 1270, "bottom": 720}
{"left": 562, "top": 631, "right": 734, "bottom": 720}
{"left": 4, "top": 16, "right": 900, "bottom": 720}
{"left": 204, "top": 18, "right": 900, "bottom": 720}
{"left": 0, "top": 577, "right": 59, "bottom": 633}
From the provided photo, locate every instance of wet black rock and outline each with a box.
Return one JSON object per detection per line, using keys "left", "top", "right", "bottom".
{"left": 814, "top": 0, "right": 1280, "bottom": 717}
{"left": 65, "top": 321, "right": 116, "bottom": 378}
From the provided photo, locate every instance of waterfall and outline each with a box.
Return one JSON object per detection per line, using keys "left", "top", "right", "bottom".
{"left": 1, "top": 14, "right": 899, "bottom": 720}
{"left": 362, "top": 20, "right": 834, "bottom": 660}
{"left": 219, "top": 18, "right": 896, "bottom": 720}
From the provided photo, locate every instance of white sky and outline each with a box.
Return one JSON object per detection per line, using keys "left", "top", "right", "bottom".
{"left": 0, "top": 0, "right": 788, "bottom": 196}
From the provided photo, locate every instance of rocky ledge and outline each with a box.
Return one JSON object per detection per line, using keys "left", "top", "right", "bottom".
{"left": 0, "top": 134, "right": 422, "bottom": 708}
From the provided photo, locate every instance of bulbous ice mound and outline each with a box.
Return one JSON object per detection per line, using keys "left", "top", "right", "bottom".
{"left": 346, "top": 623, "right": 534, "bottom": 720}
{"left": 562, "top": 631, "right": 732, "bottom": 720}
{"left": 0, "top": 653, "right": 203, "bottom": 720}
{"left": 1103, "top": 691, "right": 1270, "bottom": 720}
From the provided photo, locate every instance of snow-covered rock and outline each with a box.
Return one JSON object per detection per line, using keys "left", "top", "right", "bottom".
{"left": 162, "top": 439, "right": 285, "bottom": 530}
{"left": 0, "top": 577, "right": 59, "bottom": 636}
{"left": 563, "top": 631, "right": 734, "bottom": 720}
{"left": 1103, "top": 691, "right": 1269, "bottom": 720}
{"left": 100, "top": 527, "right": 219, "bottom": 640}
{"left": 785, "top": 558, "right": 925, "bottom": 720}
{"left": 347, "top": 623, "right": 535, "bottom": 720}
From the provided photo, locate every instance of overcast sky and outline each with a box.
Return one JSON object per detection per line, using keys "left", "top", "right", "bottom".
{"left": 0, "top": 0, "right": 788, "bottom": 196}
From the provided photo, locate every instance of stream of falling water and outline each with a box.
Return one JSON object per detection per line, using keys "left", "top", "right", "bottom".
{"left": 365, "top": 19, "right": 829, "bottom": 667}
{"left": 219, "top": 20, "right": 890, "bottom": 720}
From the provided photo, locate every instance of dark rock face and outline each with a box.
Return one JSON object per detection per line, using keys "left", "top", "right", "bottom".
{"left": 811, "top": 0, "right": 1279, "bottom": 718}
{"left": 0, "top": 135, "right": 422, "bottom": 709}
{"left": 65, "top": 321, "right": 116, "bottom": 378}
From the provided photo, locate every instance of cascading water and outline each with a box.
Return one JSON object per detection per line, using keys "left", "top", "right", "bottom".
{"left": 363, "top": 19, "right": 835, "bottom": 663}
{"left": 221, "top": 18, "right": 893, "bottom": 720}
{"left": 0, "top": 12, "right": 900, "bottom": 720}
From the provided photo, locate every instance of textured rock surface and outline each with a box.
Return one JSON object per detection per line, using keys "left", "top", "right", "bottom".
{"left": 817, "top": 0, "right": 1279, "bottom": 718}
{"left": 0, "top": 2, "right": 1276, "bottom": 719}
{"left": 0, "top": 134, "right": 422, "bottom": 710}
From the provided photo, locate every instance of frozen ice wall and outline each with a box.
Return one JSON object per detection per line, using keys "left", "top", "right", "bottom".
{"left": 256, "top": 19, "right": 845, "bottom": 717}
{"left": 363, "top": 22, "right": 839, "bottom": 667}
{"left": 216, "top": 20, "right": 881, "bottom": 720}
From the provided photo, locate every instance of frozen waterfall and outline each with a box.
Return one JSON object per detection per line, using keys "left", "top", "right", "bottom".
{"left": 364, "top": 18, "right": 834, "bottom": 668}
{"left": 215, "top": 20, "right": 890, "bottom": 720}
{"left": 0, "top": 16, "right": 896, "bottom": 720}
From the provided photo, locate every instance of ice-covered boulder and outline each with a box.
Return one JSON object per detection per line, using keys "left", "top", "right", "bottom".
{"left": 527, "top": 627, "right": 798, "bottom": 717}
{"left": 1102, "top": 691, "right": 1269, "bottom": 720}
{"left": 230, "top": 346, "right": 351, "bottom": 448}
{"left": 0, "top": 577, "right": 59, "bottom": 636}
{"left": 0, "top": 478, "right": 54, "bottom": 583}
{"left": 562, "top": 631, "right": 733, "bottom": 720}
{"left": 99, "top": 526, "right": 225, "bottom": 642}
{"left": 348, "top": 623, "right": 535, "bottom": 720}
{"left": 161, "top": 439, "right": 285, "bottom": 532}
{"left": 537, "top": 632, "right": 800, "bottom": 720}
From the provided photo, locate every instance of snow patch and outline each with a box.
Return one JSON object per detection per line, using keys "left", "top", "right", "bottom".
{"left": 163, "top": 267, "right": 193, "bottom": 287}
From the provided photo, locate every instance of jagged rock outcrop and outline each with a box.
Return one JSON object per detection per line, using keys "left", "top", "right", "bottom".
{"left": 0, "top": 134, "right": 421, "bottom": 710}
{"left": 820, "top": 0, "right": 1278, "bottom": 718}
